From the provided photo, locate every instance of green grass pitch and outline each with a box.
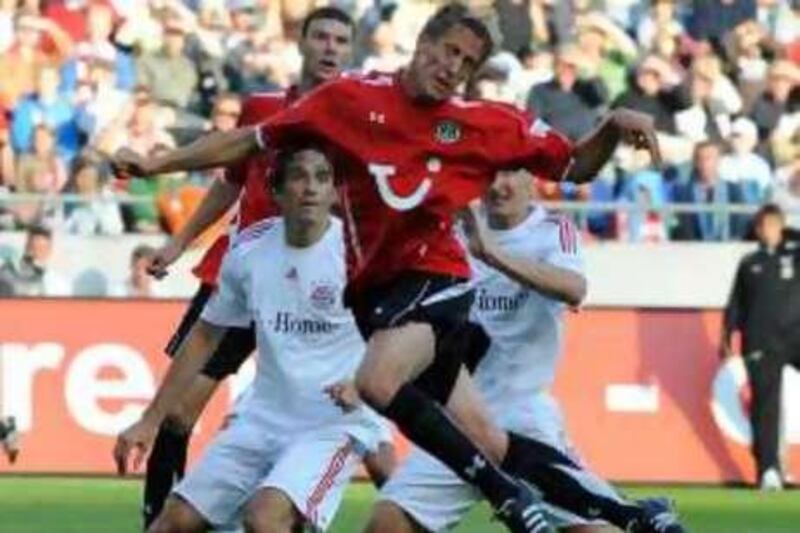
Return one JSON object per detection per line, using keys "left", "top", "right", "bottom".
{"left": 0, "top": 476, "right": 798, "bottom": 532}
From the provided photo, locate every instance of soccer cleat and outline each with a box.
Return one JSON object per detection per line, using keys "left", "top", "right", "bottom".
{"left": 628, "top": 498, "right": 686, "bottom": 533}
{"left": 1, "top": 416, "right": 20, "bottom": 464}
{"left": 494, "top": 481, "right": 555, "bottom": 533}
{"left": 760, "top": 468, "right": 784, "bottom": 492}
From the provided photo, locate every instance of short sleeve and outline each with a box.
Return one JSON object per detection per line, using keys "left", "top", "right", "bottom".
{"left": 495, "top": 110, "right": 574, "bottom": 183}
{"left": 224, "top": 97, "right": 271, "bottom": 186}
{"left": 542, "top": 216, "right": 584, "bottom": 275}
{"left": 201, "top": 250, "right": 251, "bottom": 328}
{"left": 255, "top": 80, "right": 346, "bottom": 151}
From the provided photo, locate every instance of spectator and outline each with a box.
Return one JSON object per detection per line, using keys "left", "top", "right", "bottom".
{"left": 728, "top": 20, "right": 771, "bottom": 111}
{"left": 688, "top": 0, "right": 757, "bottom": 45}
{"left": 750, "top": 60, "right": 800, "bottom": 161}
{"left": 0, "top": 225, "right": 70, "bottom": 296}
{"left": 13, "top": 125, "right": 68, "bottom": 228}
{"left": 614, "top": 54, "right": 693, "bottom": 163}
{"left": 676, "top": 55, "right": 736, "bottom": 144}
{"left": 617, "top": 151, "right": 670, "bottom": 242}
{"left": 109, "top": 244, "right": 164, "bottom": 298}
{"left": 10, "top": 63, "right": 80, "bottom": 160}
{"left": 0, "top": 0, "right": 16, "bottom": 54}
{"left": 361, "top": 18, "right": 406, "bottom": 73}
{"left": 62, "top": 1, "right": 136, "bottom": 92}
{"left": 43, "top": 0, "right": 95, "bottom": 42}
{"left": 636, "top": 0, "right": 684, "bottom": 51}
{"left": 721, "top": 117, "right": 774, "bottom": 202}
{"left": 672, "top": 141, "right": 744, "bottom": 240}
{"left": 94, "top": 86, "right": 175, "bottom": 158}
{"left": 527, "top": 45, "right": 608, "bottom": 142}
{"left": 771, "top": 162, "right": 800, "bottom": 228}
{"left": 575, "top": 11, "right": 638, "bottom": 100}
{"left": 0, "top": 12, "right": 73, "bottom": 108}
{"left": 136, "top": 15, "right": 199, "bottom": 112}
{"left": 74, "top": 58, "right": 131, "bottom": 141}
{"left": 63, "top": 157, "right": 124, "bottom": 236}
{"left": 770, "top": 111, "right": 799, "bottom": 168}
{"left": 0, "top": 108, "right": 13, "bottom": 188}
{"left": 223, "top": 2, "right": 291, "bottom": 93}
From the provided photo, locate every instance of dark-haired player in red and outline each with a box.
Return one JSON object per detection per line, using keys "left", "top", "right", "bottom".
{"left": 127, "top": 7, "right": 394, "bottom": 529}
{"left": 113, "top": 5, "right": 665, "bottom": 532}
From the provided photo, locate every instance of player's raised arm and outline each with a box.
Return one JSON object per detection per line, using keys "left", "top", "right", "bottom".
{"left": 111, "top": 126, "right": 261, "bottom": 178}
{"left": 567, "top": 108, "right": 662, "bottom": 183}
{"left": 461, "top": 201, "right": 586, "bottom": 307}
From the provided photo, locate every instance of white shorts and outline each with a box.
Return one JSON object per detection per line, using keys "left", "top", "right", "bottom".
{"left": 381, "top": 392, "right": 613, "bottom": 532}
{"left": 174, "top": 417, "right": 362, "bottom": 531}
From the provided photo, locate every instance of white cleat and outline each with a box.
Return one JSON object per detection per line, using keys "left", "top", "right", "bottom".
{"left": 760, "top": 468, "right": 784, "bottom": 492}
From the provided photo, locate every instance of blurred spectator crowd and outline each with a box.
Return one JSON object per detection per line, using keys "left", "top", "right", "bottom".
{"left": 0, "top": 0, "right": 797, "bottom": 247}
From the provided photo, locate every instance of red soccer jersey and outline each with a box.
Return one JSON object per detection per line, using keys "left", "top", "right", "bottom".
{"left": 191, "top": 89, "right": 297, "bottom": 285}
{"left": 256, "top": 72, "right": 573, "bottom": 295}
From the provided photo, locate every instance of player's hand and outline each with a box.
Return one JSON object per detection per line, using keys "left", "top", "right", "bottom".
{"left": 324, "top": 381, "right": 361, "bottom": 413}
{"left": 147, "top": 239, "right": 187, "bottom": 279}
{"left": 460, "top": 201, "right": 498, "bottom": 265}
{"left": 113, "top": 417, "right": 159, "bottom": 476}
{"left": 111, "top": 148, "right": 153, "bottom": 179}
{"left": 611, "top": 109, "right": 662, "bottom": 168}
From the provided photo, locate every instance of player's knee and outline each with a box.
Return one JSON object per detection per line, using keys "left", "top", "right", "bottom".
{"left": 355, "top": 365, "right": 400, "bottom": 410}
{"left": 365, "top": 501, "right": 419, "bottom": 533}
{"left": 243, "top": 489, "right": 298, "bottom": 533}
{"left": 147, "top": 501, "right": 202, "bottom": 533}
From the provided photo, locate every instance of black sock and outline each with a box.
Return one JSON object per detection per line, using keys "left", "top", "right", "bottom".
{"left": 382, "top": 383, "right": 518, "bottom": 509}
{"left": 502, "top": 432, "right": 643, "bottom": 529}
{"left": 143, "top": 421, "right": 190, "bottom": 529}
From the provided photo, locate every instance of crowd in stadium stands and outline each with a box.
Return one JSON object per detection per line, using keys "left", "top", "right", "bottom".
{"left": 0, "top": 0, "right": 797, "bottom": 246}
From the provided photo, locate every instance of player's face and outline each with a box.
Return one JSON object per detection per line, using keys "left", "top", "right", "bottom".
{"left": 300, "top": 18, "right": 353, "bottom": 84}
{"left": 485, "top": 169, "right": 532, "bottom": 223}
{"left": 278, "top": 149, "right": 336, "bottom": 227}
{"left": 410, "top": 25, "right": 485, "bottom": 101}
{"left": 757, "top": 213, "right": 784, "bottom": 249}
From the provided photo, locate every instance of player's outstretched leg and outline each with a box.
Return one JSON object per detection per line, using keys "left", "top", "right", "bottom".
{"left": 356, "top": 323, "right": 554, "bottom": 533}
{"left": 439, "top": 367, "right": 685, "bottom": 533}
{"left": 143, "top": 377, "right": 219, "bottom": 529}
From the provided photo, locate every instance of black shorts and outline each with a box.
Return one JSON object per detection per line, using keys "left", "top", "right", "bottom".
{"left": 165, "top": 283, "right": 256, "bottom": 381}
{"left": 347, "top": 272, "right": 474, "bottom": 341}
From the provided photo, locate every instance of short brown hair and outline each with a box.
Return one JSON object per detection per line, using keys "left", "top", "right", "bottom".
{"left": 419, "top": 3, "right": 494, "bottom": 66}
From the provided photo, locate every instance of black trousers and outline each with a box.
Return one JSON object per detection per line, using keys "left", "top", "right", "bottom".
{"left": 744, "top": 348, "right": 785, "bottom": 479}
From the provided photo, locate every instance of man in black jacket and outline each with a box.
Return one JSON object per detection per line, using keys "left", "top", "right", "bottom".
{"left": 722, "top": 204, "right": 800, "bottom": 490}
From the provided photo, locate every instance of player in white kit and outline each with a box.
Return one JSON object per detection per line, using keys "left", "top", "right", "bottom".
{"left": 366, "top": 168, "right": 681, "bottom": 532}
{"left": 114, "top": 145, "right": 385, "bottom": 533}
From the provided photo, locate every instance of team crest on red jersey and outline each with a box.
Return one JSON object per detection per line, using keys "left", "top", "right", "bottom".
{"left": 310, "top": 282, "right": 338, "bottom": 311}
{"left": 435, "top": 120, "right": 462, "bottom": 144}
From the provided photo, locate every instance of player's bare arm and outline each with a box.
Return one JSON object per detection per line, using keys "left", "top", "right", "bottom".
{"left": 568, "top": 108, "right": 661, "bottom": 184}
{"left": 112, "top": 127, "right": 260, "bottom": 178}
{"left": 461, "top": 205, "right": 586, "bottom": 307}
{"left": 112, "top": 320, "right": 227, "bottom": 475}
{"left": 148, "top": 179, "right": 242, "bottom": 279}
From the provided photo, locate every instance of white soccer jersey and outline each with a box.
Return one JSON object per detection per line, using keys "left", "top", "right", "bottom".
{"left": 201, "top": 217, "right": 377, "bottom": 447}
{"left": 468, "top": 206, "right": 584, "bottom": 420}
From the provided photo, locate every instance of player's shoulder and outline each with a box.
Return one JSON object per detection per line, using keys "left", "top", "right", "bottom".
{"left": 230, "top": 216, "right": 282, "bottom": 255}
{"left": 446, "top": 96, "right": 530, "bottom": 126}
{"left": 535, "top": 209, "right": 580, "bottom": 255}
{"left": 240, "top": 91, "right": 291, "bottom": 124}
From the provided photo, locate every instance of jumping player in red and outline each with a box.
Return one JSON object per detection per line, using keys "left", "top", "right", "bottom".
{"left": 128, "top": 8, "right": 394, "bottom": 529}
{"left": 114, "top": 5, "right": 667, "bottom": 532}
